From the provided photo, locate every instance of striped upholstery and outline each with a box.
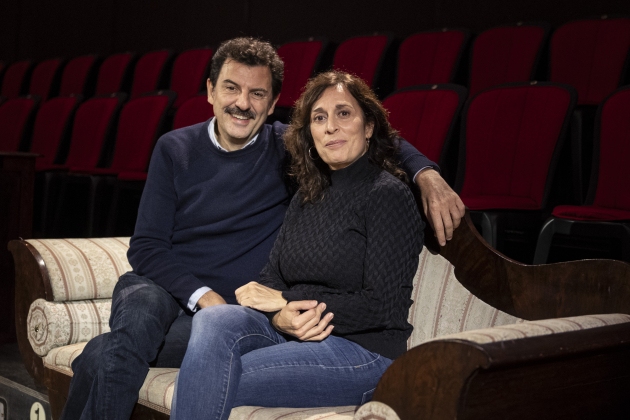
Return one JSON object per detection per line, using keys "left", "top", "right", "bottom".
{"left": 27, "top": 238, "right": 131, "bottom": 301}
{"left": 44, "top": 343, "right": 356, "bottom": 419}
{"left": 27, "top": 298, "right": 111, "bottom": 356}
{"left": 432, "top": 313, "right": 630, "bottom": 344}
{"left": 408, "top": 247, "right": 523, "bottom": 349}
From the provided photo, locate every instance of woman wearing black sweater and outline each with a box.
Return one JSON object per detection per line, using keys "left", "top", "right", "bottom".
{"left": 172, "top": 71, "right": 424, "bottom": 419}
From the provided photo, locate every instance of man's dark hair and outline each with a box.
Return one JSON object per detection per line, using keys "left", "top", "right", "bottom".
{"left": 209, "top": 37, "right": 284, "bottom": 99}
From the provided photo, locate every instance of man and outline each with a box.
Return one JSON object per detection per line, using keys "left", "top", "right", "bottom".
{"left": 61, "top": 37, "right": 464, "bottom": 419}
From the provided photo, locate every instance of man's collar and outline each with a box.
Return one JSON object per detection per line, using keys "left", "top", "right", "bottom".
{"left": 207, "top": 117, "right": 260, "bottom": 152}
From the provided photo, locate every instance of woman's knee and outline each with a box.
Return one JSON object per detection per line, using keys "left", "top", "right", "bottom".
{"left": 189, "top": 305, "right": 267, "bottom": 347}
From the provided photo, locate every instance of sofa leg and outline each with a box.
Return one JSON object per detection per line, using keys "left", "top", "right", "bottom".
{"left": 47, "top": 388, "right": 67, "bottom": 420}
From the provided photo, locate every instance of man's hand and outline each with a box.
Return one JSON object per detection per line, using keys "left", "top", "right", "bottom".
{"left": 197, "top": 290, "right": 227, "bottom": 309}
{"left": 235, "top": 281, "right": 287, "bottom": 312}
{"left": 415, "top": 169, "right": 466, "bottom": 246}
{"left": 272, "top": 301, "right": 334, "bottom": 341}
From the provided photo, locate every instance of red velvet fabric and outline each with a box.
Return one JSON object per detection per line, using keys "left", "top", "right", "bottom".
{"left": 96, "top": 95, "right": 170, "bottom": 174}
{"left": 130, "top": 50, "right": 171, "bottom": 99}
{"left": 462, "top": 195, "right": 540, "bottom": 210}
{"left": 1, "top": 60, "right": 32, "bottom": 99}
{"left": 29, "top": 59, "right": 62, "bottom": 101}
{"left": 30, "top": 96, "right": 79, "bottom": 171}
{"left": 117, "top": 171, "right": 148, "bottom": 181}
{"left": 397, "top": 30, "right": 466, "bottom": 89}
{"left": 95, "top": 53, "right": 134, "bottom": 95}
{"left": 63, "top": 96, "right": 121, "bottom": 169}
{"left": 277, "top": 40, "right": 324, "bottom": 108}
{"left": 333, "top": 35, "right": 389, "bottom": 87}
{"left": 552, "top": 205, "right": 630, "bottom": 221}
{"left": 170, "top": 48, "right": 213, "bottom": 108}
{"left": 0, "top": 97, "right": 38, "bottom": 151}
{"left": 550, "top": 18, "right": 630, "bottom": 105}
{"left": 59, "top": 55, "right": 97, "bottom": 96}
{"left": 460, "top": 84, "right": 573, "bottom": 210}
{"left": 173, "top": 94, "right": 214, "bottom": 130}
{"left": 469, "top": 25, "right": 546, "bottom": 97}
{"left": 594, "top": 88, "right": 630, "bottom": 212}
{"left": 383, "top": 87, "right": 461, "bottom": 163}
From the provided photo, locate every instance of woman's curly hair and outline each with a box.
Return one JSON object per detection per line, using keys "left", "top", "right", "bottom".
{"left": 284, "top": 71, "right": 406, "bottom": 203}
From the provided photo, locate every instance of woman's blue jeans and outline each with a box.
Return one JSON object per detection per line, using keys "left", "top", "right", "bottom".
{"left": 171, "top": 305, "right": 392, "bottom": 420}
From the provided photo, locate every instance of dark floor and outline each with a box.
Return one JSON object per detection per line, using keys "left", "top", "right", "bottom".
{"left": 0, "top": 343, "right": 46, "bottom": 394}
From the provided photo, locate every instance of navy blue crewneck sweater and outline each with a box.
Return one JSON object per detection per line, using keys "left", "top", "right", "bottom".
{"left": 128, "top": 120, "right": 291, "bottom": 306}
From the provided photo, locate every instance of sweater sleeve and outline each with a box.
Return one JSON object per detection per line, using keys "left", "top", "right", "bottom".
{"left": 396, "top": 138, "right": 440, "bottom": 181}
{"left": 281, "top": 180, "right": 424, "bottom": 335}
{"left": 127, "top": 136, "right": 206, "bottom": 308}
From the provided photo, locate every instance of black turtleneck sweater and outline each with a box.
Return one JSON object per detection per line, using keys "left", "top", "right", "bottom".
{"left": 258, "top": 154, "right": 424, "bottom": 359}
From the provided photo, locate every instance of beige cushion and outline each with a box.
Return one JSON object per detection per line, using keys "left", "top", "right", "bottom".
{"left": 407, "top": 247, "right": 523, "bottom": 349}
{"left": 43, "top": 343, "right": 356, "bottom": 418}
{"left": 28, "top": 298, "right": 111, "bottom": 356}
{"left": 432, "top": 313, "right": 630, "bottom": 344}
{"left": 27, "top": 238, "right": 131, "bottom": 301}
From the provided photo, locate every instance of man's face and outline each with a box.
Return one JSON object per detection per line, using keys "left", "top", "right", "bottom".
{"left": 207, "top": 59, "right": 278, "bottom": 151}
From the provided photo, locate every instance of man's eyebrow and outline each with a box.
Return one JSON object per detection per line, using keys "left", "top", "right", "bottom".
{"left": 222, "top": 79, "right": 268, "bottom": 94}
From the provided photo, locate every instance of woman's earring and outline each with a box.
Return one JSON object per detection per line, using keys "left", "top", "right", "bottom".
{"left": 308, "top": 147, "right": 317, "bottom": 160}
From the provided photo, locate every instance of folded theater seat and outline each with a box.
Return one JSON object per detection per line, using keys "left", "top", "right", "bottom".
{"left": 10, "top": 211, "right": 630, "bottom": 419}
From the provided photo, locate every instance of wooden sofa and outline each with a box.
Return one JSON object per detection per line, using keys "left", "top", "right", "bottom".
{"left": 9, "top": 212, "right": 630, "bottom": 419}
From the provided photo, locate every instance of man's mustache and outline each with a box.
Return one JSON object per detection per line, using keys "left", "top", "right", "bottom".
{"left": 224, "top": 106, "right": 255, "bottom": 120}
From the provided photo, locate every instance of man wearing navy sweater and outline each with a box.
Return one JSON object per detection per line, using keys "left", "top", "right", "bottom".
{"left": 61, "top": 37, "right": 465, "bottom": 419}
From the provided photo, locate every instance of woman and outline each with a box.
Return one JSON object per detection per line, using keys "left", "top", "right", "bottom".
{"left": 171, "top": 71, "right": 423, "bottom": 419}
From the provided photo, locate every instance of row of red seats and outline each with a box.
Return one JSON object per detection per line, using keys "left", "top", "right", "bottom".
{"left": 4, "top": 79, "right": 627, "bottom": 264}
{"left": 1, "top": 16, "right": 628, "bottom": 112}
{"left": 0, "top": 48, "right": 211, "bottom": 107}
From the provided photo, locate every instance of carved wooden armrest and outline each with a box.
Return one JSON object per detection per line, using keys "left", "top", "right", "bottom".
{"left": 373, "top": 315, "right": 630, "bottom": 420}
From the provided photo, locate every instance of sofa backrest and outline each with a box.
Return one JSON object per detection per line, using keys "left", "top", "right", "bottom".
{"left": 26, "top": 238, "right": 131, "bottom": 301}
{"left": 407, "top": 246, "right": 523, "bottom": 349}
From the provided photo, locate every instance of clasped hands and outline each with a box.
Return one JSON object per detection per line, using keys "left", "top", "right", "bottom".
{"left": 235, "top": 281, "right": 334, "bottom": 341}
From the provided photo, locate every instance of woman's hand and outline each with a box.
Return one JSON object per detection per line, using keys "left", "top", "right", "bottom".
{"left": 235, "top": 281, "right": 288, "bottom": 312}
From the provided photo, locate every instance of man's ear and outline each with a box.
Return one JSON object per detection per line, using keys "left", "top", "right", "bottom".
{"left": 267, "top": 94, "right": 280, "bottom": 116}
{"left": 207, "top": 79, "right": 215, "bottom": 105}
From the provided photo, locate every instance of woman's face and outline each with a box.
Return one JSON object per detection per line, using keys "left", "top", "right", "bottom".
{"left": 309, "top": 84, "right": 374, "bottom": 171}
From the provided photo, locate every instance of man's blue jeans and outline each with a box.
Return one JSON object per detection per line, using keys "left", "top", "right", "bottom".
{"left": 60, "top": 272, "right": 192, "bottom": 420}
{"left": 171, "top": 305, "right": 392, "bottom": 420}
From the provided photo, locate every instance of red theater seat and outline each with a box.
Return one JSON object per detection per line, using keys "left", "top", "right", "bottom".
{"left": 276, "top": 39, "right": 327, "bottom": 108}
{"left": 397, "top": 29, "right": 469, "bottom": 89}
{"left": 130, "top": 50, "right": 173, "bottom": 99}
{"left": 383, "top": 84, "right": 467, "bottom": 184}
{"left": 469, "top": 23, "right": 548, "bottom": 97}
{"left": 1, "top": 60, "right": 34, "bottom": 99}
{"left": 333, "top": 34, "right": 392, "bottom": 89}
{"left": 0, "top": 95, "right": 39, "bottom": 152}
{"left": 29, "top": 58, "right": 64, "bottom": 101}
{"left": 170, "top": 48, "right": 213, "bottom": 108}
{"left": 550, "top": 16, "right": 630, "bottom": 106}
{"left": 173, "top": 94, "right": 214, "bottom": 129}
{"left": 95, "top": 52, "right": 136, "bottom": 95}
{"left": 58, "top": 55, "right": 99, "bottom": 97}
{"left": 29, "top": 96, "right": 81, "bottom": 171}
{"left": 533, "top": 86, "right": 630, "bottom": 264}
{"left": 457, "top": 82, "right": 576, "bottom": 251}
